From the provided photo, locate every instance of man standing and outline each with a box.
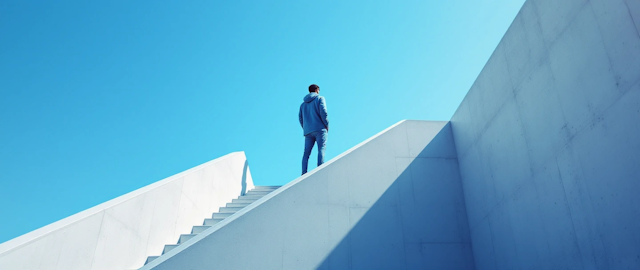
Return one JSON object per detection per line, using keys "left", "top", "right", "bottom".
{"left": 299, "top": 84, "right": 329, "bottom": 175}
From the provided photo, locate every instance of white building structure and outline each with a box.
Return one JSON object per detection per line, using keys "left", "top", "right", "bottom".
{"left": 1, "top": 0, "right": 639, "bottom": 269}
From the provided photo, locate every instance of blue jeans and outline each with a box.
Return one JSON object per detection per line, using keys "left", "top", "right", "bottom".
{"left": 302, "top": 129, "right": 328, "bottom": 175}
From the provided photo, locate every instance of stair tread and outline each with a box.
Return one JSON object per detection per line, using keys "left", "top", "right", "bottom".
{"left": 220, "top": 207, "right": 243, "bottom": 211}
{"left": 203, "top": 218, "right": 223, "bottom": 226}
{"left": 163, "top": 244, "right": 179, "bottom": 254}
{"left": 226, "top": 203, "right": 251, "bottom": 207}
{"left": 178, "top": 234, "right": 197, "bottom": 244}
{"left": 238, "top": 195, "right": 264, "bottom": 199}
{"left": 192, "top": 225, "right": 212, "bottom": 234}
{"left": 145, "top": 256, "right": 160, "bottom": 265}
{"left": 231, "top": 197, "right": 257, "bottom": 203}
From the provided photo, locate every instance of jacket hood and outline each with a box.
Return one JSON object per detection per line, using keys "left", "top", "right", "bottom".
{"left": 303, "top": 93, "right": 319, "bottom": 103}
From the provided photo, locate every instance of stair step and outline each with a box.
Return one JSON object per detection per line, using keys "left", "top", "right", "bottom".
{"left": 251, "top": 186, "right": 281, "bottom": 190}
{"left": 191, "top": 225, "right": 211, "bottom": 234}
{"left": 212, "top": 212, "right": 233, "bottom": 219}
{"left": 226, "top": 202, "right": 251, "bottom": 208}
{"left": 232, "top": 198, "right": 257, "bottom": 204}
{"left": 238, "top": 195, "right": 264, "bottom": 200}
{"left": 145, "top": 256, "right": 159, "bottom": 265}
{"left": 178, "top": 234, "right": 197, "bottom": 244}
{"left": 203, "top": 218, "right": 224, "bottom": 226}
{"left": 249, "top": 188, "right": 276, "bottom": 192}
{"left": 163, "top": 244, "right": 179, "bottom": 254}
{"left": 245, "top": 190, "right": 271, "bottom": 195}
{"left": 219, "top": 207, "right": 242, "bottom": 213}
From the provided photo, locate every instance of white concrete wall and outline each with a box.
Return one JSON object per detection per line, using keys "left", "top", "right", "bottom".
{"left": 451, "top": 0, "right": 640, "bottom": 269}
{"left": 143, "top": 120, "right": 475, "bottom": 270}
{"left": 0, "top": 151, "right": 254, "bottom": 270}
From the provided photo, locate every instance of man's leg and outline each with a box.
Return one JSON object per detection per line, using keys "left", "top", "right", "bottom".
{"left": 302, "top": 133, "right": 316, "bottom": 175}
{"left": 316, "top": 129, "right": 328, "bottom": 167}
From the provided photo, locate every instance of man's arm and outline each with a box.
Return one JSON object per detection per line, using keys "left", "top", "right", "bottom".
{"left": 299, "top": 105, "right": 304, "bottom": 128}
{"left": 318, "top": 97, "right": 329, "bottom": 131}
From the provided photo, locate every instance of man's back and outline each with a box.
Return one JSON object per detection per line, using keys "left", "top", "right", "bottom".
{"left": 299, "top": 92, "right": 329, "bottom": 135}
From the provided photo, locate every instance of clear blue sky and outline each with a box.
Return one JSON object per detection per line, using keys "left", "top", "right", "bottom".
{"left": 0, "top": 0, "right": 525, "bottom": 243}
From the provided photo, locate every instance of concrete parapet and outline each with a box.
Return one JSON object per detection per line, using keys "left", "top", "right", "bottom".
{"left": 0, "top": 152, "right": 254, "bottom": 270}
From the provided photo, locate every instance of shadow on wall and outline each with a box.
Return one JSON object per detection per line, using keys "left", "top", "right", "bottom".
{"left": 316, "top": 123, "right": 476, "bottom": 270}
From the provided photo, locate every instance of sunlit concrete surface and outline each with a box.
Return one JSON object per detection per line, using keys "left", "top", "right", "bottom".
{"left": 142, "top": 121, "right": 475, "bottom": 270}
{"left": 451, "top": 0, "right": 640, "bottom": 268}
{"left": 0, "top": 152, "right": 254, "bottom": 270}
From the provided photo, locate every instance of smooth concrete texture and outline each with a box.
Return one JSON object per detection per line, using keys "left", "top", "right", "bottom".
{"left": 0, "top": 152, "right": 254, "bottom": 270}
{"left": 142, "top": 120, "right": 475, "bottom": 270}
{"left": 451, "top": 0, "right": 640, "bottom": 269}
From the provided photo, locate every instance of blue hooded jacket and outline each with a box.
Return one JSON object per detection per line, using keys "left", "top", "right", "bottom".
{"left": 299, "top": 93, "right": 329, "bottom": 136}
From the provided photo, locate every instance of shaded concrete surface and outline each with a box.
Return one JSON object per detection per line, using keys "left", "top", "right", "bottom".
{"left": 144, "top": 121, "right": 475, "bottom": 270}
{"left": 451, "top": 0, "right": 640, "bottom": 269}
{"left": 316, "top": 122, "right": 474, "bottom": 270}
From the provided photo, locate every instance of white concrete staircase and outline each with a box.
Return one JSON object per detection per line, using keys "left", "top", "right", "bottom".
{"left": 142, "top": 186, "right": 281, "bottom": 267}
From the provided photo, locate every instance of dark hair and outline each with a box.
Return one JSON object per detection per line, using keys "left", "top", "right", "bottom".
{"left": 308, "top": 84, "right": 319, "bottom": 92}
